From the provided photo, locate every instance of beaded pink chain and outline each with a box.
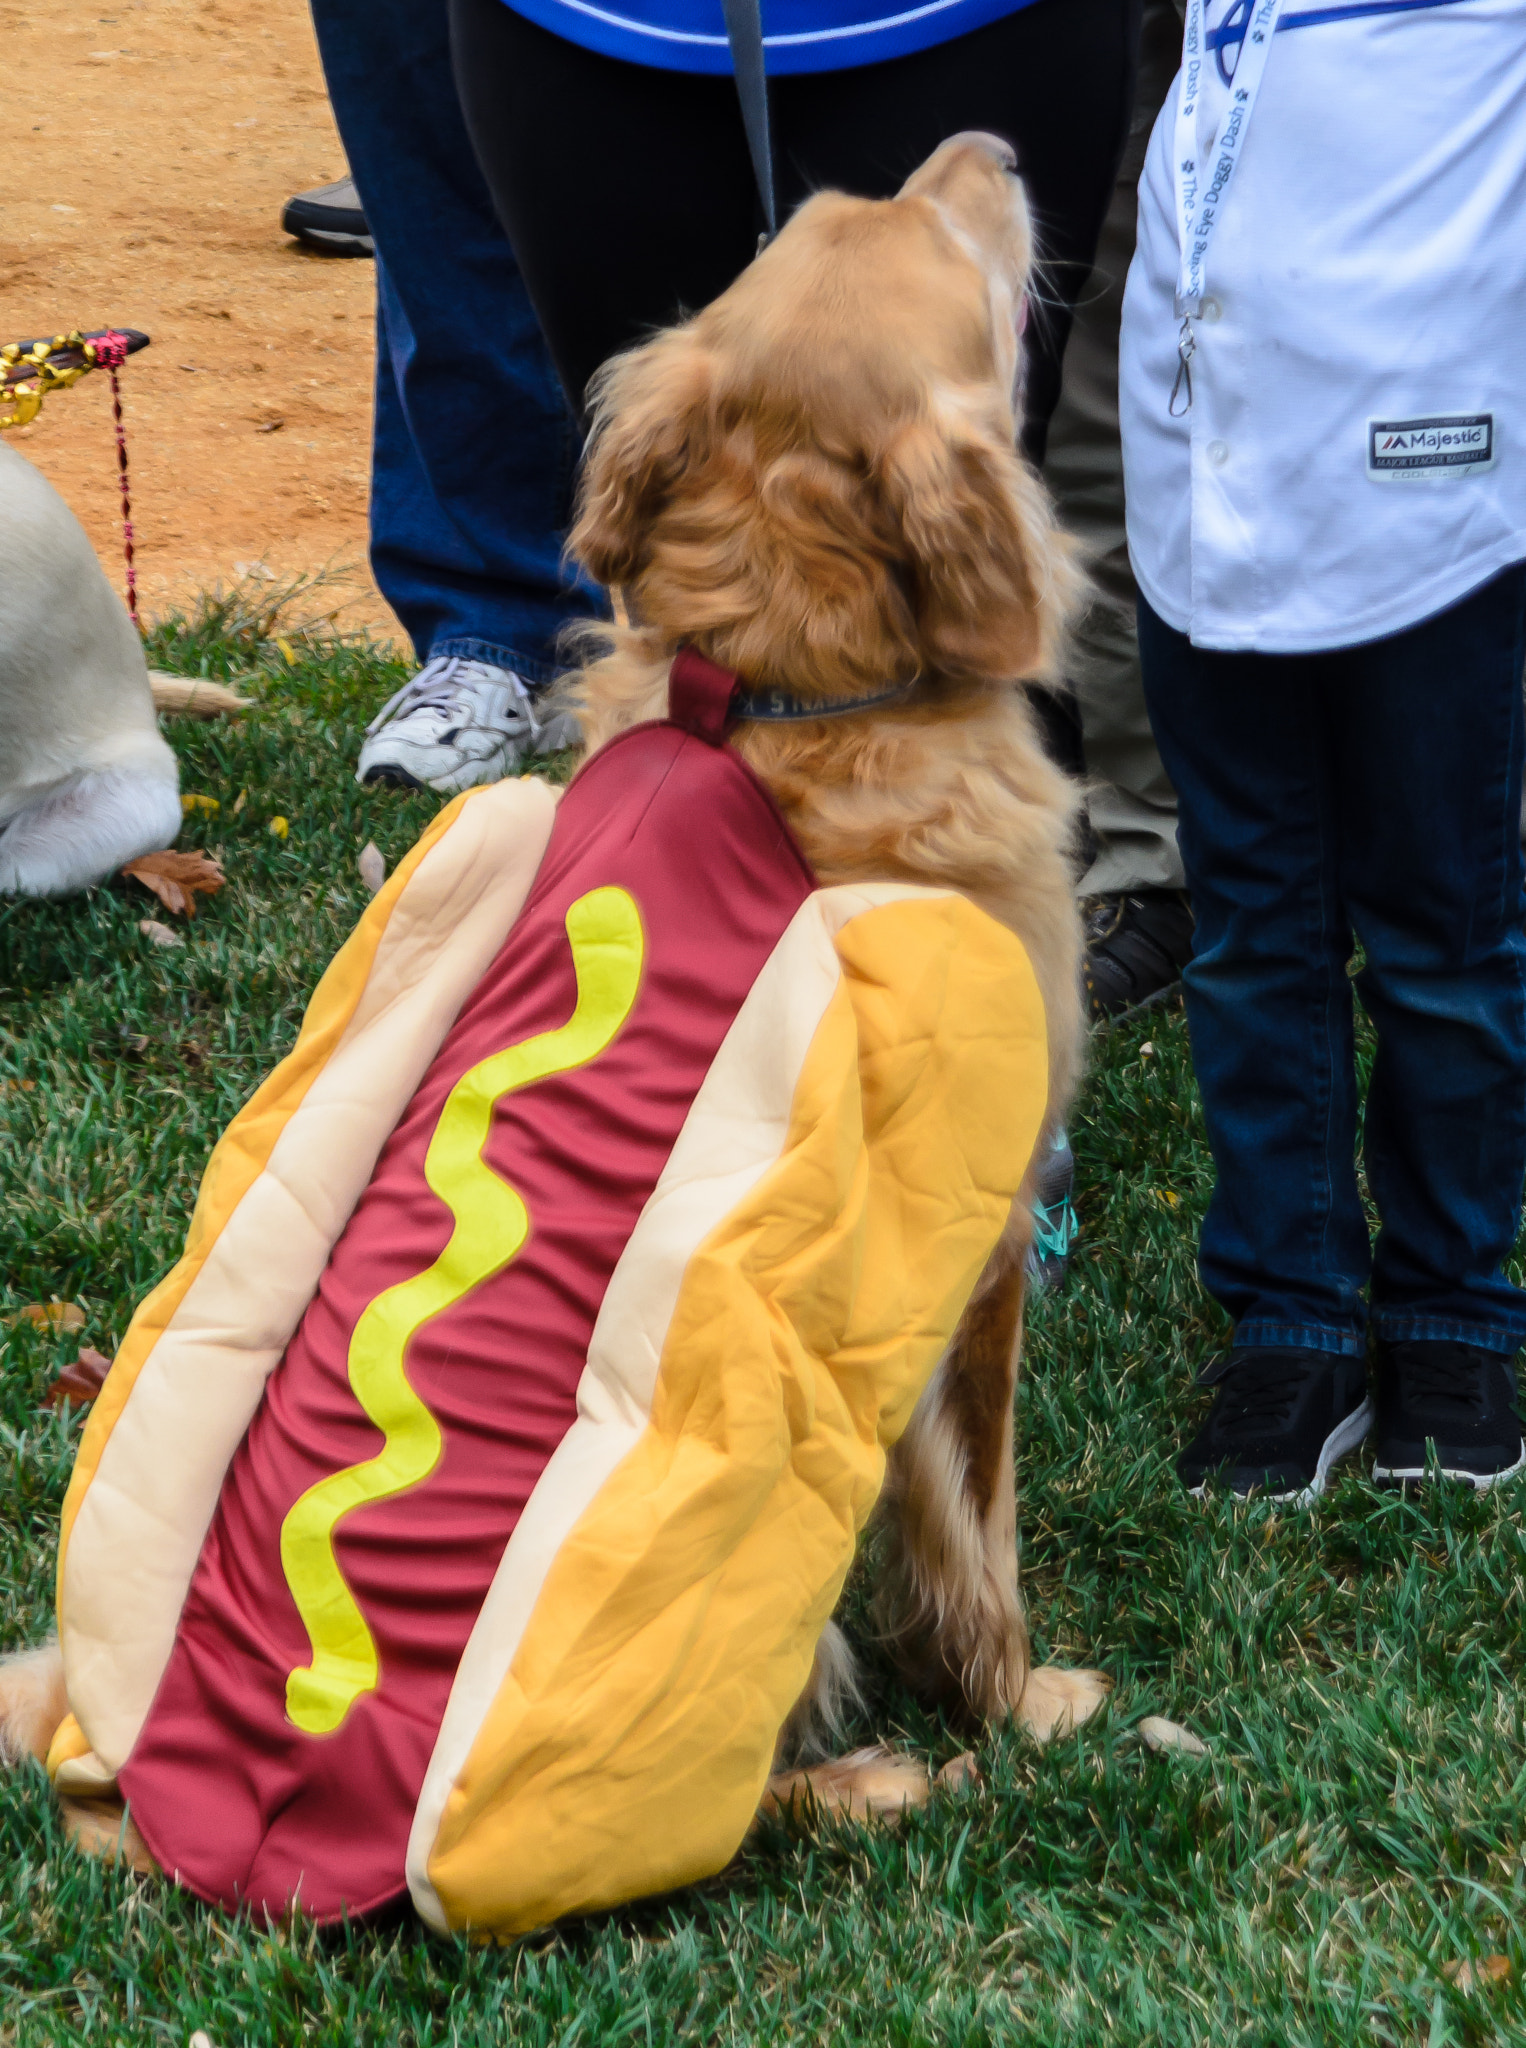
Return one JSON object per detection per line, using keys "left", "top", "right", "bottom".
{"left": 90, "top": 330, "right": 138, "bottom": 628}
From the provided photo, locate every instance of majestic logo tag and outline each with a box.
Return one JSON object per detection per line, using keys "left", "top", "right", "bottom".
{"left": 1367, "top": 414, "right": 1495, "bottom": 481}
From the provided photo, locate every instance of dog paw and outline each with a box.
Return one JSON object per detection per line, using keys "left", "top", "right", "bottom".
{"left": 1016, "top": 1663, "right": 1112, "bottom": 1743}
{"left": 59, "top": 1795, "right": 159, "bottom": 1874}
{"left": 934, "top": 1750, "right": 982, "bottom": 1792}
{"left": 761, "top": 1745, "right": 932, "bottom": 1823}
{"left": 1137, "top": 1714, "right": 1207, "bottom": 1757}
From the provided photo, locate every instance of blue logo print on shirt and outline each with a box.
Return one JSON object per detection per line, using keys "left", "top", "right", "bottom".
{"left": 1208, "top": 0, "right": 1474, "bottom": 83}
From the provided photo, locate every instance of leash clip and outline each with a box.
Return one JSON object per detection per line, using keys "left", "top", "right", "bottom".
{"left": 1169, "top": 316, "right": 1196, "bottom": 417}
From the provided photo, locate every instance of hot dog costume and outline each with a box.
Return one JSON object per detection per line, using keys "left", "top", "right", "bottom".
{"left": 46, "top": 654, "right": 1049, "bottom": 1935}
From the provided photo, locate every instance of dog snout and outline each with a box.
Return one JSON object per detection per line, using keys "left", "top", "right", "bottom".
{"left": 960, "top": 130, "right": 1018, "bottom": 174}
{"left": 899, "top": 131, "right": 1018, "bottom": 204}
{"left": 897, "top": 132, "right": 1031, "bottom": 281}
{"left": 909, "top": 131, "right": 1016, "bottom": 178}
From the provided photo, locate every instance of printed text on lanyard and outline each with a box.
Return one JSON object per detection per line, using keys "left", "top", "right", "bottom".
{"left": 1170, "top": 0, "right": 1286, "bottom": 414}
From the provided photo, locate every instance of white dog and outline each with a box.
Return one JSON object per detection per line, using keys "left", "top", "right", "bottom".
{"left": 0, "top": 439, "right": 181, "bottom": 898}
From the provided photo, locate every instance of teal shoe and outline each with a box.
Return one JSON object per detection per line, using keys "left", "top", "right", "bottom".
{"left": 1026, "top": 1127, "right": 1079, "bottom": 1290}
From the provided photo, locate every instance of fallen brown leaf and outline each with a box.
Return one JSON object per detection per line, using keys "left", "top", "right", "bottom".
{"left": 45, "top": 1347, "right": 113, "bottom": 1410}
{"left": 1443, "top": 1955, "right": 1511, "bottom": 1993}
{"left": 138, "top": 918, "right": 184, "bottom": 949}
{"left": 11, "top": 1301, "right": 86, "bottom": 1333}
{"left": 121, "top": 848, "right": 226, "bottom": 917}
{"left": 357, "top": 842, "right": 387, "bottom": 896}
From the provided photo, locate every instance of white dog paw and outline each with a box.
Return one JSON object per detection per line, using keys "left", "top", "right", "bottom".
{"left": 761, "top": 1745, "right": 932, "bottom": 1823}
{"left": 0, "top": 768, "right": 179, "bottom": 897}
{"left": 1015, "top": 1663, "right": 1112, "bottom": 1743}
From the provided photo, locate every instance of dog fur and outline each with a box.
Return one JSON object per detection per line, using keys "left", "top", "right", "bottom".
{"left": 0, "top": 440, "right": 181, "bottom": 897}
{"left": 0, "top": 134, "right": 1107, "bottom": 1864}
{"left": 565, "top": 132, "right": 1109, "bottom": 1796}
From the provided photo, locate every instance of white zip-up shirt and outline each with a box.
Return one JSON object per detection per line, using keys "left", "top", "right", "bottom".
{"left": 1119, "top": 0, "right": 1526, "bottom": 653}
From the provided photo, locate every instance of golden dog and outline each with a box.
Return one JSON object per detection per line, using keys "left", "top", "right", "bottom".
{"left": 567, "top": 130, "right": 1107, "bottom": 1793}
{"left": 0, "top": 131, "right": 1106, "bottom": 1872}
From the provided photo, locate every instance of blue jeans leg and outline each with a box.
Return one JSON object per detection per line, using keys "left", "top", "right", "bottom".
{"left": 308, "top": 0, "right": 596, "bottom": 680}
{"left": 1139, "top": 606, "right": 1370, "bottom": 1357}
{"left": 1332, "top": 566, "right": 1526, "bottom": 1352}
{"left": 1141, "top": 570, "right": 1526, "bottom": 1357}
{"left": 1141, "top": 569, "right": 1526, "bottom": 1356}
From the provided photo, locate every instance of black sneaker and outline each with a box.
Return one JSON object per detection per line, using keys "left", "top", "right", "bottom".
{"left": 282, "top": 176, "right": 374, "bottom": 258}
{"left": 1177, "top": 1348, "right": 1372, "bottom": 1504}
{"left": 1371, "top": 1339, "right": 1525, "bottom": 1489}
{"left": 1083, "top": 889, "right": 1194, "bottom": 1024}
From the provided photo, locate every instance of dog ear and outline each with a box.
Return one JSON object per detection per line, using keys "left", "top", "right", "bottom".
{"left": 877, "top": 397, "right": 1074, "bottom": 682}
{"left": 570, "top": 332, "right": 715, "bottom": 589}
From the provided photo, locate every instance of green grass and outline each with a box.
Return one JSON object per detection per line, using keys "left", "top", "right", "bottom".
{"left": 3, "top": 607, "right": 1526, "bottom": 2045}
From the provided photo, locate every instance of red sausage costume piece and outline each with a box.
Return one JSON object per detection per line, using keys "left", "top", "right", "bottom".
{"left": 119, "top": 671, "right": 813, "bottom": 1917}
{"left": 52, "top": 654, "right": 1052, "bottom": 1936}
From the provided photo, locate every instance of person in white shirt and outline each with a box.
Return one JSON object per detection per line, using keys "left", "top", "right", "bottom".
{"left": 1119, "top": 0, "right": 1526, "bottom": 1501}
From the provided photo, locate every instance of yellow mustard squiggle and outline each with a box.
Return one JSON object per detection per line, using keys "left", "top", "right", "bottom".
{"left": 280, "top": 885, "right": 645, "bottom": 1735}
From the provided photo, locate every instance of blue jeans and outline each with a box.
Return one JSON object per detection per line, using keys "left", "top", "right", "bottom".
{"left": 1139, "top": 565, "right": 1526, "bottom": 1358}
{"left": 308, "top": 0, "right": 597, "bottom": 680}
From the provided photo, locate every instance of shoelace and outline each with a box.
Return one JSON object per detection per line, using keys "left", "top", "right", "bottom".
{"left": 1028, "top": 1127, "right": 1078, "bottom": 1267}
{"left": 1393, "top": 1342, "right": 1491, "bottom": 1417}
{"left": 1085, "top": 894, "right": 1190, "bottom": 992}
{"left": 1211, "top": 1353, "right": 1318, "bottom": 1433}
{"left": 364, "top": 656, "right": 539, "bottom": 740}
{"left": 1084, "top": 896, "right": 1129, "bottom": 946}
{"left": 1030, "top": 1191, "right": 1079, "bottom": 1264}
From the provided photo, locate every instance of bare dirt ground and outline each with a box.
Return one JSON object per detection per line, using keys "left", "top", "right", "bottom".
{"left": 2, "top": 0, "right": 402, "bottom": 643}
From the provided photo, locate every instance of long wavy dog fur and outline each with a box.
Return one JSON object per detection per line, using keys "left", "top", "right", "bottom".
{"left": 563, "top": 132, "right": 1107, "bottom": 1773}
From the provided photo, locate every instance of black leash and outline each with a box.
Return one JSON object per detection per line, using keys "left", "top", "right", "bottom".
{"left": 722, "top": 0, "right": 777, "bottom": 243}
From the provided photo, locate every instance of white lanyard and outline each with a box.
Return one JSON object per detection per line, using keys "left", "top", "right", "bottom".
{"left": 1170, "top": 0, "right": 1287, "bottom": 412}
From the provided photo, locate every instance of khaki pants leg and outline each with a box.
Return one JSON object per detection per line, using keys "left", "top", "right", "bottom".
{"left": 1043, "top": 0, "right": 1184, "bottom": 897}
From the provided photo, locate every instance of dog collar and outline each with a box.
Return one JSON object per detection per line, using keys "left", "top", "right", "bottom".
{"left": 731, "top": 679, "right": 918, "bottom": 721}
{"left": 668, "top": 646, "right": 919, "bottom": 743}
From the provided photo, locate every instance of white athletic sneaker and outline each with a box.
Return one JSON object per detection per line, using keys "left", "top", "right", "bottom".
{"left": 355, "top": 656, "right": 577, "bottom": 794}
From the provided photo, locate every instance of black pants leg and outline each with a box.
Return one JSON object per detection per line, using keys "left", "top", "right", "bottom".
{"left": 448, "top": 0, "right": 1140, "bottom": 452}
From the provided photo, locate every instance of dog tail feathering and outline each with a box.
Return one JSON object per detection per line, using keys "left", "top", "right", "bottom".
{"left": 0, "top": 1639, "right": 67, "bottom": 1766}
{"left": 149, "top": 673, "right": 251, "bottom": 719}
